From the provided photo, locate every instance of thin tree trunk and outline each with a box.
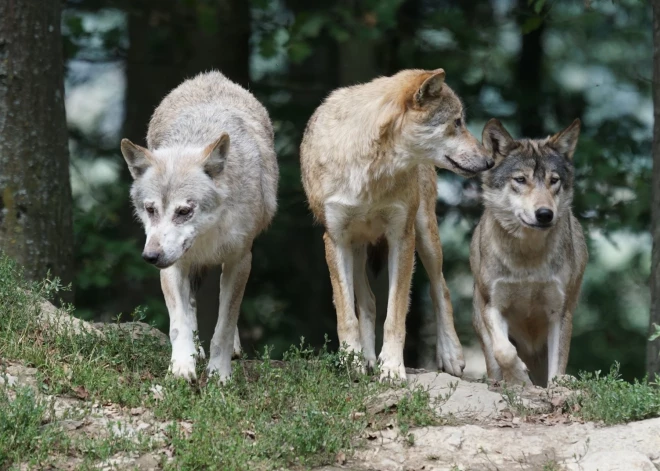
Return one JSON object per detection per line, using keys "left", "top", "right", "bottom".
{"left": 516, "top": 0, "right": 545, "bottom": 137}
{"left": 0, "top": 0, "right": 73, "bottom": 298}
{"left": 647, "top": 0, "right": 660, "bottom": 380}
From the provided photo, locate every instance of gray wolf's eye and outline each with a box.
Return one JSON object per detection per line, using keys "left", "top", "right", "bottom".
{"left": 454, "top": 118, "right": 462, "bottom": 128}
{"left": 550, "top": 177, "right": 560, "bottom": 185}
{"left": 177, "top": 207, "right": 192, "bottom": 216}
{"left": 513, "top": 176, "right": 526, "bottom": 184}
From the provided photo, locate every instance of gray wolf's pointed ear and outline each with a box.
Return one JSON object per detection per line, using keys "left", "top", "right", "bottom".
{"left": 482, "top": 119, "right": 515, "bottom": 160}
{"left": 549, "top": 119, "right": 581, "bottom": 160}
{"left": 203, "top": 132, "right": 230, "bottom": 179}
{"left": 121, "top": 139, "right": 154, "bottom": 180}
{"left": 414, "top": 69, "right": 445, "bottom": 107}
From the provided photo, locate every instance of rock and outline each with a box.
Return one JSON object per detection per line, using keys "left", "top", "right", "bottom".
{"left": 571, "top": 451, "right": 656, "bottom": 471}
{"left": 0, "top": 373, "right": 18, "bottom": 387}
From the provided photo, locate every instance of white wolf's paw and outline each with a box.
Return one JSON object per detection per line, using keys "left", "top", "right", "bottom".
{"left": 337, "top": 340, "right": 366, "bottom": 374}
{"left": 378, "top": 349, "right": 406, "bottom": 383}
{"left": 197, "top": 345, "right": 206, "bottom": 360}
{"left": 206, "top": 360, "right": 232, "bottom": 385}
{"left": 232, "top": 339, "right": 242, "bottom": 360}
{"left": 436, "top": 337, "right": 466, "bottom": 378}
{"left": 169, "top": 357, "right": 197, "bottom": 382}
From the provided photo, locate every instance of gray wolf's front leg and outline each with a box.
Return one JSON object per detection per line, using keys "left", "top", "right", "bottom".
{"left": 483, "top": 305, "right": 531, "bottom": 385}
{"left": 161, "top": 265, "right": 199, "bottom": 381}
{"left": 207, "top": 251, "right": 252, "bottom": 383}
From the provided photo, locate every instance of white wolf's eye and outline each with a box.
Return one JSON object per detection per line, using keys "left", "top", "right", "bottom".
{"left": 145, "top": 204, "right": 155, "bottom": 215}
{"left": 513, "top": 176, "right": 526, "bottom": 184}
{"left": 177, "top": 207, "right": 192, "bottom": 217}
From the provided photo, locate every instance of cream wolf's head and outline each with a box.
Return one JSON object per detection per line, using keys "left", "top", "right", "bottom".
{"left": 383, "top": 69, "right": 494, "bottom": 177}
{"left": 480, "top": 119, "right": 581, "bottom": 234}
{"left": 120, "top": 135, "right": 229, "bottom": 268}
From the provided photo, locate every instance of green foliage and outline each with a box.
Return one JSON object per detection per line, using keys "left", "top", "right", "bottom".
{"left": 0, "top": 253, "right": 440, "bottom": 469}
{"left": 650, "top": 323, "right": 660, "bottom": 342}
{"left": 0, "top": 386, "right": 65, "bottom": 468}
{"left": 560, "top": 364, "right": 660, "bottom": 425}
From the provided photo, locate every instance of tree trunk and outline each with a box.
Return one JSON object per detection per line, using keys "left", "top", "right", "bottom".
{"left": 0, "top": 0, "right": 73, "bottom": 297}
{"left": 647, "top": 0, "right": 660, "bottom": 380}
{"left": 516, "top": 0, "right": 546, "bottom": 137}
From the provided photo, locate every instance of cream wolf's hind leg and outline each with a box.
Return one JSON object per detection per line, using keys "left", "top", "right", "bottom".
{"left": 353, "top": 243, "right": 377, "bottom": 369}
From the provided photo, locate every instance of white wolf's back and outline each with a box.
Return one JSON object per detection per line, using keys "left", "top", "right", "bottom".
{"left": 147, "top": 71, "right": 278, "bottom": 227}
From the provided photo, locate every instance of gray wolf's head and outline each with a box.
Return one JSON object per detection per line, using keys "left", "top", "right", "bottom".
{"left": 387, "top": 69, "right": 494, "bottom": 177}
{"left": 120, "top": 134, "right": 229, "bottom": 268}
{"left": 480, "top": 119, "right": 580, "bottom": 233}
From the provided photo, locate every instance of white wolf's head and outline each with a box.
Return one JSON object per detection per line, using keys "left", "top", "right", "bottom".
{"left": 480, "top": 119, "right": 581, "bottom": 235}
{"left": 120, "top": 134, "right": 229, "bottom": 268}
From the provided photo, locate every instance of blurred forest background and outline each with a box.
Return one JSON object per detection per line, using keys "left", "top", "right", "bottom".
{"left": 0, "top": 0, "right": 656, "bottom": 381}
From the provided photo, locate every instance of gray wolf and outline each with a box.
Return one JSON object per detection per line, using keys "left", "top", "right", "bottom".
{"left": 471, "top": 118, "right": 588, "bottom": 387}
{"left": 120, "top": 71, "right": 278, "bottom": 382}
{"left": 300, "top": 68, "right": 494, "bottom": 380}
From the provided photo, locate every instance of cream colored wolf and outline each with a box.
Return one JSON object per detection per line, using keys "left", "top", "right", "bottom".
{"left": 471, "top": 119, "right": 588, "bottom": 387}
{"left": 300, "top": 69, "right": 494, "bottom": 380}
{"left": 120, "top": 71, "right": 278, "bottom": 382}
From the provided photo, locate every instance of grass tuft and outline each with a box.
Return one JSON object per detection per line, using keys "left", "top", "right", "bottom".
{"left": 560, "top": 363, "right": 660, "bottom": 425}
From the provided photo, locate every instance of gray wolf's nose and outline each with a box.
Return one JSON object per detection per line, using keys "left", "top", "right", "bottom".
{"left": 142, "top": 251, "right": 161, "bottom": 265}
{"left": 486, "top": 159, "right": 495, "bottom": 169}
{"left": 535, "top": 208, "right": 554, "bottom": 225}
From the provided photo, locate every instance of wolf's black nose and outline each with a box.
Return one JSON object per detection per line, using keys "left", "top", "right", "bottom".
{"left": 535, "top": 208, "right": 554, "bottom": 224}
{"left": 486, "top": 159, "right": 495, "bottom": 169}
{"left": 142, "top": 251, "right": 160, "bottom": 264}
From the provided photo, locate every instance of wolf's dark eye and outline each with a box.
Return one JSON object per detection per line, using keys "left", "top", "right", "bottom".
{"left": 145, "top": 205, "right": 155, "bottom": 214}
{"left": 454, "top": 118, "right": 462, "bottom": 128}
{"left": 513, "top": 176, "right": 526, "bottom": 184}
{"left": 550, "top": 177, "right": 560, "bottom": 185}
{"left": 177, "top": 207, "right": 192, "bottom": 217}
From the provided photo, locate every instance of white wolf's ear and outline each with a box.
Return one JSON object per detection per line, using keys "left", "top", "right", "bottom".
{"left": 482, "top": 119, "right": 515, "bottom": 161}
{"left": 121, "top": 139, "right": 154, "bottom": 180}
{"left": 203, "top": 132, "right": 230, "bottom": 179}
{"left": 413, "top": 69, "right": 445, "bottom": 107}
{"left": 549, "top": 119, "right": 581, "bottom": 160}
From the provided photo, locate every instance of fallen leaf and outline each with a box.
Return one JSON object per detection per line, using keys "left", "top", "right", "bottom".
{"left": 243, "top": 430, "right": 256, "bottom": 440}
{"left": 72, "top": 385, "right": 89, "bottom": 400}
{"left": 336, "top": 451, "right": 346, "bottom": 465}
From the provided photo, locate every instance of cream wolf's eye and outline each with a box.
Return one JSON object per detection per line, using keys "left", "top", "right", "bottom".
{"left": 550, "top": 176, "right": 560, "bottom": 184}
{"left": 513, "top": 176, "right": 526, "bottom": 184}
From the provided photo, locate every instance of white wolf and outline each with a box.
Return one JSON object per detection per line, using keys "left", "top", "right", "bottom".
{"left": 120, "top": 71, "right": 278, "bottom": 382}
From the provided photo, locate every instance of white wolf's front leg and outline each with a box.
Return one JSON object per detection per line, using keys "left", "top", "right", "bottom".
{"left": 161, "top": 266, "right": 199, "bottom": 381}
{"left": 208, "top": 251, "right": 252, "bottom": 383}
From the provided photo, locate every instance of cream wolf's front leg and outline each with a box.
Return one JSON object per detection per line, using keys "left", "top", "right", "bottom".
{"left": 323, "top": 232, "right": 362, "bottom": 357}
{"left": 161, "top": 265, "right": 200, "bottom": 381}
{"left": 379, "top": 221, "right": 416, "bottom": 381}
{"left": 208, "top": 251, "right": 252, "bottom": 383}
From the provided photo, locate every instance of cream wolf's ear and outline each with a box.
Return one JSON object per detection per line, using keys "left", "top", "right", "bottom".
{"left": 121, "top": 139, "right": 154, "bottom": 179}
{"left": 202, "top": 132, "right": 230, "bottom": 179}
{"left": 549, "top": 119, "right": 581, "bottom": 160}
{"left": 482, "top": 119, "right": 515, "bottom": 161}
{"left": 413, "top": 69, "right": 445, "bottom": 106}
